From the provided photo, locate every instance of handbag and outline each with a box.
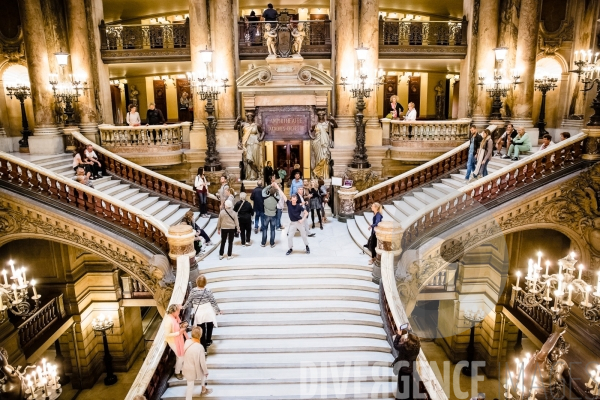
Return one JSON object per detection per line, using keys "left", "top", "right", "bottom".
{"left": 224, "top": 209, "right": 240, "bottom": 238}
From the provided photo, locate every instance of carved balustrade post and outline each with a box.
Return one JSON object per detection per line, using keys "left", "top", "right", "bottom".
{"left": 337, "top": 186, "right": 359, "bottom": 222}
{"left": 373, "top": 220, "right": 403, "bottom": 283}
{"left": 583, "top": 128, "right": 600, "bottom": 161}
{"left": 166, "top": 225, "right": 198, "bottom": 282}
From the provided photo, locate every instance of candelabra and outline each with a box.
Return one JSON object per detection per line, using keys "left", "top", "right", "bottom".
{"left": 0, "top": 260, "right": 41, "bottom": 324}
{"left": 477, "top": 69, "right": 521, "bottom": 120}
{"left": 461, "top": 308, "right": 485, "bottom": 376}
{"left": 569, "top": 49, "right": 600, "bottom": 126}
{"left": 586, "top": 365, "right": 600, "bottom": 399}
{"left": 534, "top": 76, "right": 558, "bottom": 138}
{"left": 503, "top": 353, "right": 536, "bottom": 400}
{"left": 512, "top": 252, "right": 600, "bottom": 327}
{"left": 24, "top": 358, "right": 62, "bottom": 400}
{"left": 92, "top": 314, "right": 117, "bottom": 386}
{"left": 5, "top": 83, "right": 32, "bottom": 151}
{"left": 49, "top": 74, "right": 87, "bottom": 125}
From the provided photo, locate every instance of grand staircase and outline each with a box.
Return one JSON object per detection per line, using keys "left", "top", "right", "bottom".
{"left": 160, "top": 261, "right": 396, "bottom": 399}
{"left": 348, "top": 156, "right": 513, "bottom": 248}
{"left": 19, "top": 153, "right": 218, "bottom": 240}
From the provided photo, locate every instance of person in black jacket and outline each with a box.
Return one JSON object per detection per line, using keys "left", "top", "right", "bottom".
{"left": 146, "top": 103, "right": 166, "bottom": 144}
{"left": 464, "top": 125, "right": 482, "bottom": 181}
{"left": 250, "top": 180, "right": 265, "bottom": 233}
{"left": 263, "top": 161, "right": 273, "bottom": 185}
{"left": 392, "top": 326, "right": 421, "bottom": 400}
{"left": 234, "top": 192, "right": 254, "bottom": 246}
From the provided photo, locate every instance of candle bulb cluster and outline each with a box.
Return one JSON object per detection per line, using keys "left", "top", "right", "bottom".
{"left": 512, "top": 251, "right": 600, "bottom": 326}
{"left": 25, "top": 358, "right": 61, "bottom": 400}
{"left": 586, "top": 365, "right": 600, "bottom": 396}
{"left": 0, "top": 260, "right": 41, "bottom": 322}
{"left": 92, "top": 314, "right": 114, "bottom": 331}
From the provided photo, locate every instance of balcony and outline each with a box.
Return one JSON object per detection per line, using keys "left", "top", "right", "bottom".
{"left": 378, "top": 18, "right": 468, "bottom": 59}
{"left": 99, "top": 20, "right": 190, "bottom": 63}
{"left": 238, "top": 21, "right": 331, "bottom": 59}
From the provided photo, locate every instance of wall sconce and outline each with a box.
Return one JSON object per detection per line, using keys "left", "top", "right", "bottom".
{"left": 494, "top": 47, "right": 509, "bottom": 64}
{"left": 355, "top": 43, "right": 369, "bottom": 69}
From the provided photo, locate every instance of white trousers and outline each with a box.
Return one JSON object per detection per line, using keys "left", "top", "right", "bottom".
{"left": 168, "top": 342, "right": 184, "bottom": 373}
{"left": 186, "top": 377, "right": 206, "bottom": 400}
{"left": 287, "top": 220, "right": 309, "bottom": 249}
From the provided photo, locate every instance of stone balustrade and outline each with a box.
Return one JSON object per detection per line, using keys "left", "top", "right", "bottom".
{"left": 381, "top": 118, "right": 472, "bottom": 144}
{"left": 98, "top": 123, "right": 188, "bottom": 149}
{"left": 125, "top": 255, "right": 190, "bottom": 400}
{"left": 17, "top": 294, "right": 66, "bottom": 349}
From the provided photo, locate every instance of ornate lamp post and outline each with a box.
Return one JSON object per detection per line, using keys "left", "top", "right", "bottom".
{"left": 569, "top": 49, "right": 600, "bottom": 126}
{"left": 0, "top": 260, "right": 41, "bottom": 324}
{"left": 5, "top": 83, "right": 32, "bottom": 151}
{"left": 461, "top": 308, "right": 485, "bottom": 376}
{"left": 190, "top": 47, "right": 230, "bottom": 172}
{"left": 534, "top": 76, "right": 558, "bottom": 138}
{"left": 338, "top": 44, "right": 383, "bottom": 169}
{"left": 49, "top": 75, "right": 87, "bottom": 125}
{"left": 478, "top": 47, "right": 521, "bottom": 120}
{"left": 91, "top": 314, "right": 117, "bottom": 386}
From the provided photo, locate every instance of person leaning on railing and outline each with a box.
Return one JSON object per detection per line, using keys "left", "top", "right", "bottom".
{"left": 126, "top": 105, "right": 141, "bottom": 126}
{"left": 164, "top": 304, "right": 188, "bottom": 380}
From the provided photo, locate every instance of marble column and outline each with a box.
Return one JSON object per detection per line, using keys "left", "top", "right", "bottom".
{"left": 510, "top": 0, "right": 541, "bottom": 128}
{"left": 211, "top": 0, "right": 237, "bottom": 125}
{"left": 87, "top": 0, "right": 113, "bottom": 127}
{"left": 471, "top": 0, "right": 500, "bottom": 127}
{"left": 189, "top": 0, "right": 209, "bottom": 150}
{"left": 65, "top": 0, "right": 98, "bottom": 139}
{"left": 18, "top": 0, "right": 62, "bottom": 153}
{"left": 358, "top": 0, "right": 380, "bottom": 141}
{"left": 334, "top": 0, "right": 356, "bottom": 131}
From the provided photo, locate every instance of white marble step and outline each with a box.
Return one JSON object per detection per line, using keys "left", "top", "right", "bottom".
{"left": 135, "top": 196, "right": 160, "bottom": 210}
{"left": 208, "top": 277, "right": 378, "bottom": 293}
{"left": 166, "top": 364, "right": 393, "bottom": 385}
{"left": 102, "top": 183, "right": 131, "bottom": 197}
{"left": 210, "top": 337, "right": 390, "bottom": 353}
{"left": 154, "top": 204, "right": 181, "bottom": 222}
{"left": 382, "top": 204, "right": 409, "bottom": 226}
{"left": 201, "top": 263, "right": 371, "bottom": 274}
{"left": 111, "top": 188, "right": 140, "bottom": 201}
{"left": 204, "top": 267, "right": 373, "bottom": 282}
{"left": 216, "top": 311, "right": 384, "bottom": 327}
{"left": 35, "top": 156, "right": 74, "bottom": 169}
{"left": 450, "top": 173, "right": 468, "bottom": 183}
{"left": 441, "top": 178, "right": 463, "bottom": 189}
{"left": 145, "top": 200, "right": 171, "bottom": 216}
{"left": 219, "top": 299, "right": 380, "bottom": 315}
{"left": 432, "top": 182, "right": 456, "bottom": 195}
{"left": 355, "top": 213, "right": 371, "bottom": 240}
{"left": 163, "top": 207, "right": 191, "bottom": 227}
{"left": 211, "top": 324, "right": 386, "bottom": 340}
{"left": 161, "top": 381, "right": 395, "bottom": 399}
{"left": 123, "top": 192, "right": 150, "bottom": 205}
{"left": 403, "top": 195, "right": 427, "bottom": 211}
{"left": 92, "top": 176, "right": 112, "bottom": 185}
{"left": 212, "top": 288, "right": 379, "bottom": 304}
{"left": 342, "top": 220, "right": 370, "bottom": 255}
{"left": 203, "top": 350, "right": 394, "bottom": 368}
{"left": 422, "top": 186, "right": 447, "bottom": 200}
{"left": 48, "top": 164, "right": 74, "bottom": 174}
{"left": 392, "top": 200, "right": 418, "bottom": 217}
{"left": 93, "top": 179, "right": 120, "bottom": 191}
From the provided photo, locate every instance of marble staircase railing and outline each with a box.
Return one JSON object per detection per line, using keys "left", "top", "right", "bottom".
{"left": 353, "top": 140, "right": 470, "bottom": 212}
{"left": 381, "top": 251, "right": 448, "bottom": 400}
{"left": 381, "top": 118, "right": 472, "bottom": 143}
{"left": 98, "top": 123, "right": 187, "bottom": 148}
{"left": 125, "top": 255, "right": 190, "bottom": 400}
{"left": 401, "top": 132, "right": 587, "bottom": 249}
{"left": 17, "top": 294, "right": 66, "bottom": 350}
{"left": 121, "top": 274, "right": 153, "bottom": 299}
{"left": 0, "top": 150, "right": 170, "bottom": 251}
{"left": 69, "top": 129, "right": 220, "bottom": 213}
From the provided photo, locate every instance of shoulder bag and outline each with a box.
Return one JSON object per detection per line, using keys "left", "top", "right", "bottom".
{"left": 224, "top": 209, "right": 240, "bottom": 238}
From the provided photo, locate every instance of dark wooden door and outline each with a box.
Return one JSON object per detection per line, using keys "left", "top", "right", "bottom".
{"left": 382, "top": 75, "right": 399, "bottom": 117}
{"left": 176, "top": 78, "right": 192, "bottom": 122}
{"left": 274, "top": 141, "right": 303, "bottom": 182}
{"left": 110, "top": 84, "right": 122, "bottom": 124}
{"left": 153, "top": 80, "right": 168, "bottom": 122}
{"left": 408, "top": 76, "right": 421, "bottom": 118}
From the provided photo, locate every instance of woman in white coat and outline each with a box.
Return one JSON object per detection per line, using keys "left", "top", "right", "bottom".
{"left": 183, "top": 326, "right": 211, "bottom": 399}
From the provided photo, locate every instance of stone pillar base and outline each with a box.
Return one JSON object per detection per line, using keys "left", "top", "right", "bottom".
{"left": 0, "top": 136, "right": 14, "bottom": 153}
{"left": 374, "top": 221, "right": 403, "bottom": 283}
{"left": 79, "top": 122, "right": 99, "bottom": 144}
{"left": 28, "top": 135, "right": 65, "bottom": 155}
{"left": 337, "top": 186, "right": 358, "bottom": 222}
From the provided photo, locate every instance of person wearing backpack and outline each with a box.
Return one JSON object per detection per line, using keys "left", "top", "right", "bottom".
{"left": 217, "top": 200, "right": 240, "bottom": 260}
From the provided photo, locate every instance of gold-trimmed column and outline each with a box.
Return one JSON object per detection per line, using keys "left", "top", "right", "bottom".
{"left": 189, "top": 0, "right": 209, "bottom": 150}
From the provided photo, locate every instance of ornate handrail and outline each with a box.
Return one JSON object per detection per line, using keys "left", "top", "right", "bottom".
{"left": 382, "top": 118, "right": 471, "bottom": 142}
{"left": 99, "top": 20, "right": 189, "bottom": 51}
{"left": 401, "top": 133, "right": 587, "bottom": 249}
{"left": 99, "top": 124, "right": 185, "bottom": 147}
{"left": 121, "top": 274, "right": 153, "bottom": 299}
{"left": 18, "top": 295, "right": 66, "bottom": 349}
{"left": 381, "top": 251, "right": 447, "bottom": 400}
{"left": 125, "top": 255, "right": 190, "bottom": 400}
{"left": 0, "top": 150, "right": 170, "bottom": 250}
{"left": 69, "top": 129, "right": 220, "bottom": 213}
{"left": 379, "top": 19, "right": 466, "bottom": 46}
{"left": 510, "top": 287, "right": 553, "bottom": 334}
{"left": 353, "top": 141, "right": 470, "bottom": 211}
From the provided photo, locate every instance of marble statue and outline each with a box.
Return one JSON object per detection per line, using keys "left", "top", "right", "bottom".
{"left": 309, "top": 110, "right": 337, "bottom": 179}
{"left": 235, "top": 111, "right": 265, "bottom": 181}
{"left": 129, "top": 85, "right": 139, "bottom": 107}
{"left": 291, "top": 22, "right": 306, "bottom": 56}
{"left": 434, "top": 81, "right": 445, "bottom": 119}
{"left": 0, "top": 348, "right": 25, "bottom": 400}
{"left": 264, "top": 23, "right": 277, "bottom": 57}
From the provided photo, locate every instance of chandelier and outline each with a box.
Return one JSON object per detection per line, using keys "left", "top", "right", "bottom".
{"left": 24, "top": 358, "right": 62, "bottom": 400}
{"left": 49, "top": 74, "right": 87, "bottom": 125}
{"left": 512, "top": 252, "right": 600, "bottom": 326}
{"left": 569, "top": 49, "right": 600, "bottom": 126}
{"left": 0, "top": 260, "right": 41, "bottom": 323}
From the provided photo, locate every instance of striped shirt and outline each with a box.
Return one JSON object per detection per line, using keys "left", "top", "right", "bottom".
{"left": 183, "top": 287, "right": 221, "bottom": 313}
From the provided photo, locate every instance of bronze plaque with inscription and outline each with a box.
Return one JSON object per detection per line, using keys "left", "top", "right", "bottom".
{"left": 262, "top": 111, "right": 311, "bottom": 140}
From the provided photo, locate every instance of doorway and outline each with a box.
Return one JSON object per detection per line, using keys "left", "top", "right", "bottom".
{"left": 274, "top": 141, "right": 303, "bottom": 185}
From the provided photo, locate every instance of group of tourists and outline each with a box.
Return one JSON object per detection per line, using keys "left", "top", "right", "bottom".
{"left": 71, "top": 144, "right": 103, "bottom": 187}
{"left": 165, "top": 274, "right": 222, "bottom": 399}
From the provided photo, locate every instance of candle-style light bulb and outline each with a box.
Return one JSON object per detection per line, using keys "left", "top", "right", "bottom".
{"left": 578, "top": 264, "right": 584, "bottom": 280}
{"left": 516, "top": 271, "right": 522, "bottom": 288}
{"left": 545, "top": 261, "right": 550, "bottom": 276}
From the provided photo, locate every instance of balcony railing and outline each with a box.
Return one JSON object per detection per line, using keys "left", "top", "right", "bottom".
{"left": 238, "top": 20, "right": 331, "bottom": 59}
{"left": 382, "top": 118, "right": 471, "bottom": 143}
{"left": 99, "top": 20, "right": 190, "bottom": 63}
{"left": 379, "top": 18, "right": 468, "bottom": 58}
{"left": 99, "top": 124, "right": 186, "bottom": 148}
{"left": 121, "top": 274, "right": 153, "bottom": 299}
{"left": 18, "top": 295, "right": 66, "bottom": 349}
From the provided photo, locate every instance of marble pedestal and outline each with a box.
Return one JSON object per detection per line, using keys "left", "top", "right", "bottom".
{"left": 337, "top": 186, "right": 358, "bottom": 222}
{"left": 28, "top": 135, "right": 65, "bottom": 155}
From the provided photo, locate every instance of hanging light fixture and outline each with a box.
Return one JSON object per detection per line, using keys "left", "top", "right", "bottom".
{"left": 494, "top": 47, "right": 509, "bottom": 63}
{"left": 0, "top": 260, "right": 41, "bottom": 323}
{"left": 54, "top": 50, "right": 70, "bottom": 69}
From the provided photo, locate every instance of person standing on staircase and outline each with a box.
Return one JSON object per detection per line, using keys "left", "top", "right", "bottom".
{"left": 183, "top": 326, "right": 211, "bottom": 399}
{"left": 217, "top": 199, "right": 240, "bottom": 260}
{"left": 471, "top": 129, "right": 494, "bottom": 180}
{"left": 366, "top": 203, "right": 383, "bottom": 265}
{"left": 296, "top": 186, "right": 315, "bottom": 237}
{"left": 216, "top": 176, "right": 230, "bottom": 210}
{"left": 234, "top": 192, "right": 254, "bottom": 246}
{"left": 278, "top": 185, "right": 310, "bottom": 255}
{"left": 164, "top": 304, "right": 188, "bottom": 380}
{"left": 183, "top": 275, "right": 223, "bottom": 354}
{"left": 464, "top": 125, "right": 482, "bottom": 181}
{"left": 194, "top": 168, "right": 210, "bottom": 218}
{"left": 250, "top": 180, "right": 265, "bottom": 234}
{"left": 261, "top": 184, "right": 279, "bottom": 247}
